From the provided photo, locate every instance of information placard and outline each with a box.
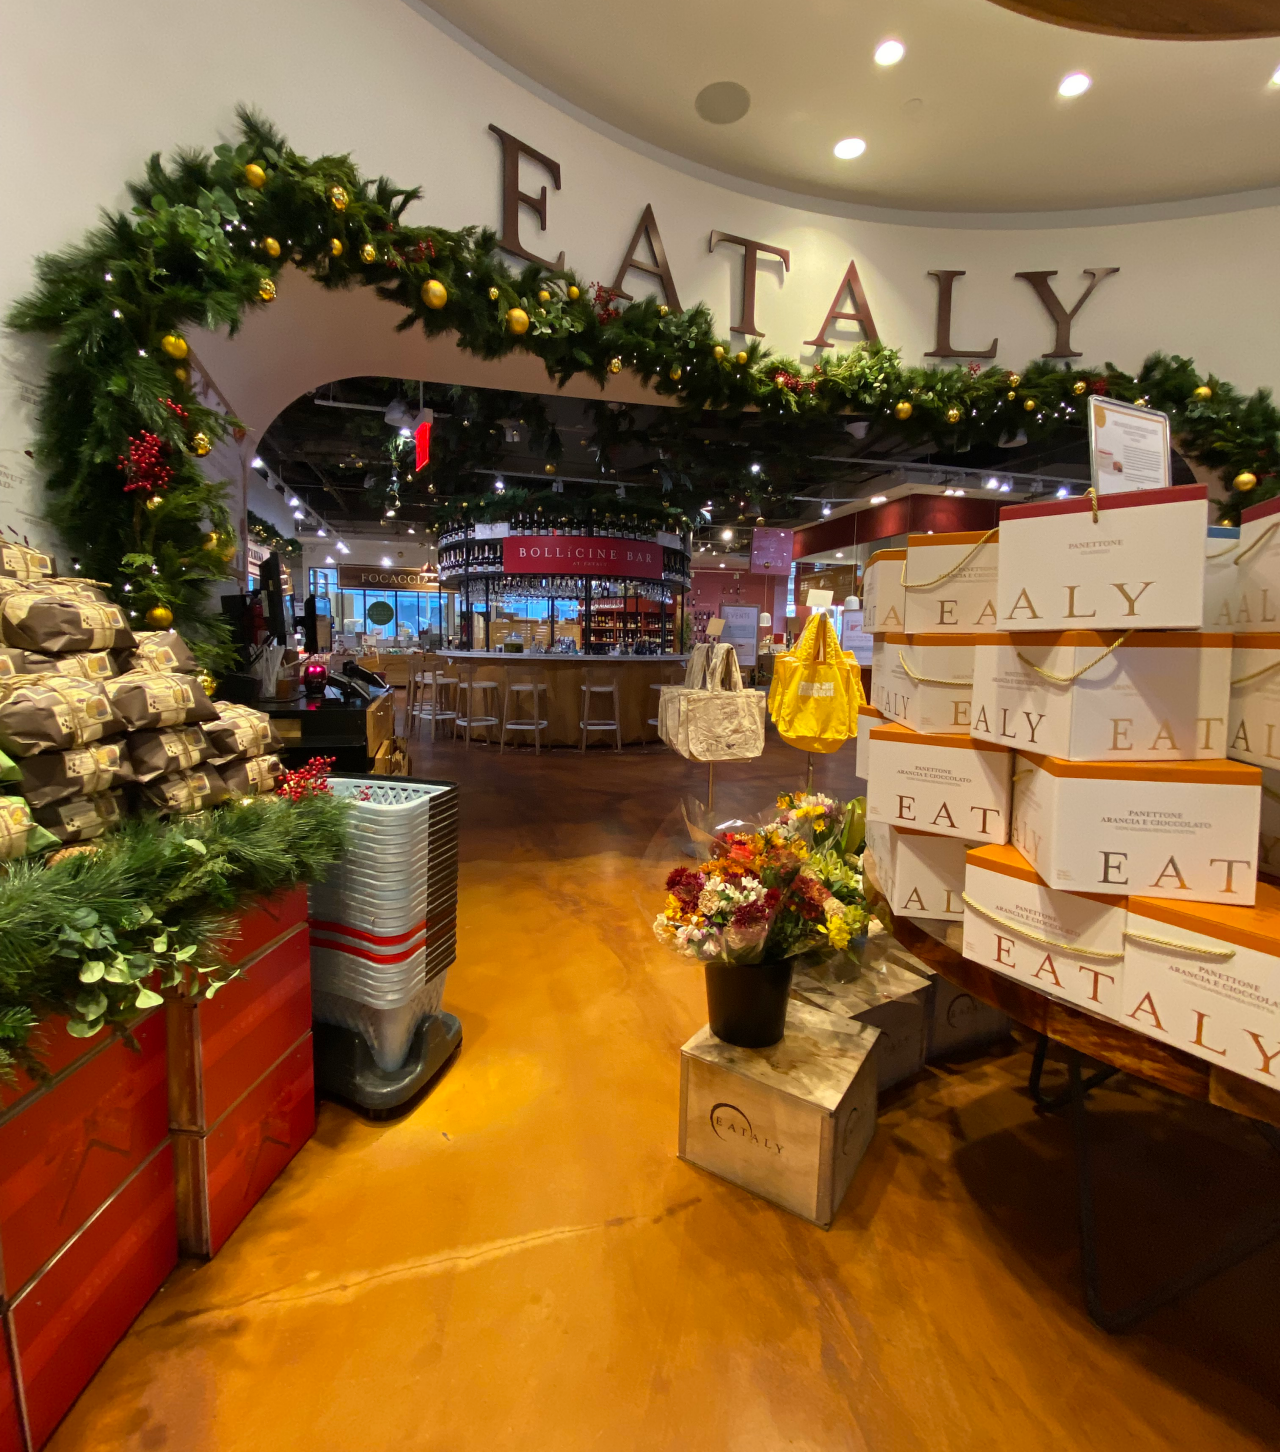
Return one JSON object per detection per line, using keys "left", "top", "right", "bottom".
{"left": 1089, "top": 397, "right": 1171, "bottom": 495}
{"left": 720, "top": 604, "right": 759, "bottom": 668}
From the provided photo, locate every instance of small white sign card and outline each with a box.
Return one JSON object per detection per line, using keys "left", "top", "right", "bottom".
{"left": 1089, "top": 397, "right": 1172, "bottom": 495}
{"left": 720, "top": 604, "right": 759, "bottom": 668}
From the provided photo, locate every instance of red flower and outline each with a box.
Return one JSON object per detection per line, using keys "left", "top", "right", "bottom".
{"left": 665, "top": 867, "right": 705, "bottom": 907}
{"left": 731, "top": 899, "right": 770, "bottom": 930}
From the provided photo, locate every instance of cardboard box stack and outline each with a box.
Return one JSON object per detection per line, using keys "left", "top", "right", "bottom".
{"left": 0, "top": 550, "right": 284, "bottom": 849}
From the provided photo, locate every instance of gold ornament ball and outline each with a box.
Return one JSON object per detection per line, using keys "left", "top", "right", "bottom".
{"left": 330, "top": 238, "right": 343, "bottom": 257}
{"left": 608, "top": 357, "right": 623, "bottom": 375}
{"left": 488, "top": 286, "right": 500, "bottom": 301}
{"left": 421, "top": 279, "right": 447, "bottom": 310}
{"left": 191, "top": 431, "right": 212, "bottom": 457}
{"left": 1234, "top": 471, "right": 1259, "bottom": 492}
{"left": 1007, "top": 373, "right": 1021, "bottom": 387}
{"left": 145, "top": 605, "right": 174, "bottom": 630}
{"left": 173, "top": 367, "right": 188, "bottom": 384}
{"left": 1135, "top": 396, "right": 1149, "bottom": 408}
{"left": 328, "top": 184, "right": 349, "bottom": 211}
{"left": 544, "top": 463, "right": 556, "bottom": 475}
{"left": 145, "top": 494, "right": 164, "bottom": 511}
{"left": 713, "top": 345, "right": 725, "bottom": 361}
{"left": 160, "top": 333, "right": 188, "bottom": 360}
{"left": 261, "top": 236, "right": 281, "bottom": 258}
{"left": 1072, "top": 379, "right": 1088, "bottom": 395}
{"left": 658, "top": 305, "right": 669, "bottom": 317}
{"left": 507, "top": 307, "right": 530, "bottom": 335}
{"left": 894, "top": 400, "right": 913, "bottom": 421}
{"left": 669, "top": 365, "right": 683, "bottom": 382}
{"left": 243, "top": 163, "right": 267, "bottom": 189}
{"left": 1006, "top": 390, "right": 1017, "bottom": 402}
{"left": 567, "top": 285, "right": 580, "bottom": 301}
{"left": 1023, "top": 397, "right": 1037, "bottom": 412}
{"left": 735, "top": 351, "right": 749, "bottom": 366}
{"left": 197, "top": 671, "right": 217, "bottom": 697}
{"left": 360, "top": 242, "right": 377, "bottom": 264}
{"left": 538, "top": 289, "right": 551, "bottom": 304}
{"left": 258, "top": 277, "right": 276, "bottom": 302}
{"left": 945, "top": 406, "right": 962, "bottom": 424}
{"left": 1193, "top": 385, "right": 1213, "bottom": 401}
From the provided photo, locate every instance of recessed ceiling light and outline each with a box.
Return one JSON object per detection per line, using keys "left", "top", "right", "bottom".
{"left": 324, "top": 555, "right": 334, "bottom": 564}
{"left": 1270, "top": 64, "right": 1280, "bottom": 88}
{"left": 835, "top": 552, "right": 844, "bottom": 559}
{"left": 1058, "top": 72, "right": 1091, "bottom": 98}
{"left": 251, "top": 456, "right": 265, "bottom": 470}
{"left": 874, "top": 39, "right": 905, "bottom": 66}
{"left": 834, "top": 137, "right": 867, "bottom": 160}
{"left": 292, "top": 509, "right": 304, "bottom": 520}
{"left": 720, "top": 528, "right": 733, "bottom": 540}
{"left": 719, "top": 562, "right": 726, "bottom": 569}
{"left": 288, "top": 496, "right": 300, "bottom": 506}
{"left": 380, "top": 556, "right": 392, "bottom": 567}
{"left": 869, "top": 494, "right": 887, "bottom": 505}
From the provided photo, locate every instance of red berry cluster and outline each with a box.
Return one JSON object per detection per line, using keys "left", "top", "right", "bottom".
{"left": 276, "top": 754, "right": 336, "bottom": 801}
{"left": 772, "top": 369, "right": 819, "bottom": 396}
{"left": 118, "top": 431, "right": 174, "bottom": 495}
{"left": 589, "top": 281, "right": 621, "bottom": 324}
{"left": 161, "top": 397, "right": 188, "bottom": 422}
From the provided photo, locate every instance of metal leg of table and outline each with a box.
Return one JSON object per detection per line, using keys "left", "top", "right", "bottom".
{"left": 1027, "top": 1033, "right": 1120, "bottom": 1111}
{"left": 1039, "top": 1044, "right": 1280, "bottom": 1333}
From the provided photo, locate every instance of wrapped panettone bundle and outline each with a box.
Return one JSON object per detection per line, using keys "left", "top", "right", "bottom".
{"left": 222, "top": 754, "right": 284, "bottom": 798}
{"left": 32, "top": 790, "right": 124, "bottom": 843}
{"left": 204, "top": 701, "right": 282, "bottom": 765}
{"left": 140, "top": 765, "right": 229, "bottom": 816}
{"left": 18, "top": 741, "right": 134, "bottom": 807}
{"left": 105, "top": 670, "right": 218, "bottom": 731}
{"left": 127, "top": 724, "right": 213, "bottom": 784}
{"left": 0, "top": 676, "right": 125, "bottom": 757}
{"left": 0, "top": 795, "right": 59, "bottom": 859}
{"left": 0, "top": 543, "right": 53, "bottom": 583}
{"left": 1, "top": 587, "right": 135, "bottom": 653}
{"left": 124, "top": 630, "right": 200, "bottom": 676}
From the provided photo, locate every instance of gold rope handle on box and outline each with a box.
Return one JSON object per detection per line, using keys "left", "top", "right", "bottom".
{"left": 1206, "top": 540, "right": 1240, "bottom": 560}
{"left": 960, "top": 893, "right": 1124, "bottom": 959}
{"left": 1233, "top": 519, "right": 1280, "bottom": 566}
{"left": 896, "top": 651, "right": 973, "bottom": 688}
{"left": 1123, "top": 929, "right": 1235, "bottom": 960}
{"left": 1015, "top": 630, "right": 1132, "bottom": 685}
{"left": 900, "top": 526, "right": 998, "bottom": 590}
{"left": 1230, "top": 656, "right": 1280, "bottom": 687}
{"left": 1085, "top": 487, "right": 1099, "bottom": 524}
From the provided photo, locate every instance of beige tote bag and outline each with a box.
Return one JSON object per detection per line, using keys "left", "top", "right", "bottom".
{"left": 657, "top": 642, "right": 712, "bottom": 748}
{"left": 675, "top": 644, "right": 766, "bottom": 763}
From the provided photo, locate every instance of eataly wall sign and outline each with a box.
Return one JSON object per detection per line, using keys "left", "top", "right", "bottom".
{"left": 491, "top": 125, "right": 1119, "bottom": 360}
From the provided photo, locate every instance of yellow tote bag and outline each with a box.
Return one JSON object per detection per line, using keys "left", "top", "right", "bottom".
{"left": 773, "top": 612, "right": 864, "bottom": 754}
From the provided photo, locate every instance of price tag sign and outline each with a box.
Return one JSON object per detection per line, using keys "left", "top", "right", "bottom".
{"left": 1089, "top": 398, "right": 1171, "bottom": 494}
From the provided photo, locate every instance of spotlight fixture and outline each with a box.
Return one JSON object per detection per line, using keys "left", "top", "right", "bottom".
{"left": 380, "top": 556, "right": 392, "bottom": 567}
{"left": 288, "top": 496, "right": 300, "bottom": 506}
{"left": 251, "top": 456, "right": 265, "bottom": 470}
{"left": 719, "top": 562, "right": 726, "bottom": 569}
{"left": 494, "top": 479, "right": 505, "bottom": 493}
{"left": 336, "top": 541, "right": 349, "bottom": 554}
{"left": 874, "top": 39, "right": 905, "bottom": 66}
{"left": 1271, "top": 64, "right": 1280, "bottom": 88}
{"left": 317, "top": 528, "right": 326, "bottom": 537}
{"left": 720, "top": 528, "right": 734, "bottom": 540}
{"left": 869, "top": 495, "right": 887, "bottom": 505}
{"left": 399, "top": 427, "right": 411, "bottom": 438}
{"left": 292, "top": 510, "right": 304, "bottom": 520}
{"left": 324, "top": 555, "right": 335, "bottom": 564}
{"left": 999, "top": 482, "right": 1012, "bottom": 493}
{"left": 834, "top": 137, "right": 867, "bottom": 159}
{"left": 1056, "top": 486, "right": 1071, "bottom": 498}
{"left": 1058, "top": 72, "right": 1091, "bottom": 98}
{"left": 984, "top": 476, "right": 1001, "bottom": 490}
{"left": 835, "top": 552, "right": 844, "bottom": 559}
{"left": 822, "top": 505, "right": 832, "bottom": 517}
{"left": 750, "top": 463, "right": 761, "bottom": 474}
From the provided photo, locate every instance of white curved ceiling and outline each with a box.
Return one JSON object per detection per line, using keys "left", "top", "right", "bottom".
{"left": 419, "top": 0, "right": 1280, "bottom": 212}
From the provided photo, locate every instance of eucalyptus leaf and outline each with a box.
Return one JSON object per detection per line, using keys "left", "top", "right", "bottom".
{"left": 74, "top": 989, "right": 108, "bottom": 1018}
{"left": 183, "top": 839, "right": 208, "bottom": 856}
{"left": 134, "top": 987, "right": 164, "bottom": 1010}
{"left": 78, "top": 960, "right": 105, "bottom": 983}
{"left": 66, "top": 1017, "right": 105, "bottom": 1039}
{"left": 103, "top": 959, "right": 130, "bottom": 983}
{"left": 152, "top": 933, "right": 169, "bottom": 954}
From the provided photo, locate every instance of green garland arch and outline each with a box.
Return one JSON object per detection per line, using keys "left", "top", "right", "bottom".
{"left": 9, "top": 106, "right": 1280, "bottom": 666}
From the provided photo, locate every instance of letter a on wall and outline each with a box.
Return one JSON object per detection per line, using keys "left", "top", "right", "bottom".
{"left": 805, "top": 260, "right": 880, "bottom": 349}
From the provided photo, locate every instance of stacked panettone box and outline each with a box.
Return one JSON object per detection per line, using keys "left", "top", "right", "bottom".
{"left": 0, "top": 546, "right": 283, "bottom": 855}
{"left": 861, "top": 485, "right": 1280, "bottom": 1093}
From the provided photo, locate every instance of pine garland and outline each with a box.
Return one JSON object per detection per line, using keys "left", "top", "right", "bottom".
{"left": 0, "top": 792, "right": 347, "bottom": 1081}
{"left": 247, "top": 509, "right": 302, "bottom": 559}
{"left": 8, "top": 106, "right": 1280, "bottom": 662}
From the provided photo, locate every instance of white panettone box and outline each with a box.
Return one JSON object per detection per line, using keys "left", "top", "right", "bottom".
{"left": 996, "top": 485, "right": 1208, "bottom": 632}
{"left": 867, "top": 722, "right": 1012, "bottom": 845}
{"left": 1228, "top": 633, "right": 1280, "bottom": 768}
{"left": 1233, "top": 496, "right": 1280, "bottom": 631}
{"left": 1205, "top": 524, "right": 1240, "bottom": 630}
{"left": 880, "top": 633, "right": 975, "bottom": 735}
{"left": 971, "top": 630, "right": 1232, "bottom": 761}
{"left": 962, "top": 843, "right": 1127, "bottom": 1017}
{"left": 869, "top": 634, "right": 886, "bottom": 712}
{"left": 1011, "top": 752, "right": 1262, "bottom": 905}
{"left": 1261, "top": 765, "right": 1280, "bottom": 883}
{"left": 1121, "top": 887, "right": 1280, "bottom": 1089}
{"left": 903, "top": 529, "right": 1000, "bottom": 635}
{"left": 865, "top": 820, "right": 972, "bottom": 920}
{"left": 854, "top": 703, "right": 884, "bottom": 781}
{"left": 861, "top": 548, "right": 906, "bottom": 635}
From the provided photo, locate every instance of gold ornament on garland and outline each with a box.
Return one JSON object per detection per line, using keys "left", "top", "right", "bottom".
{"left": 1024, "top": 398, "right": 1037, "bottom": 412}
{"left": 1193, "top": 385, "right": 1213, "bottom": 400}
{"left": 145, "top": 494, "right": 164, "bottom": 511}
{"left": 507, "top": 307, "right": 530, "bottom": 335}
{"left": 544, "top": 463, "right": 556, "bottom": 475}
{"left": 1007, "top": 390, "right": 1017, "bottom": 401}
{"left": 197, "top": 671, "right": 217, "bottom": 697}
{"left": 145, "top": 604, "right": 174, "bottom": 629}
{"left": 360, "top": 243, "right": 377, "bottom": 264}
{"left": 658, "top": 305, "right": 669, "bottom": 317}
{"left": 608, "top": 357, "right": 623, "bottom": 374}
{"left": 669, "top": 364, "right": 683, "bottom": 382}
{"left": 190, "top": 431, "right": 212, "bottom": 457}
{"left": 735, "top": 351, "right": 748, "bottom": 365}
{"left": 421, "top": 279, "right": 447, "bottom": 310}
{"left": 1234, "top": 471, "right": 1259, "bottom": 491}
{"left": 1073, "top": 380, "right": 1088, "bottom": 395}
{"left": 328, "top": 184, "right": 349, "bottom": 210}
{"left": 243, "top": 163, "right": 267, "bottom": 189}
{"left": 894, "top": 400, "right": 913, "bottom": 420}
{"left": 258, "top": 278, "right": 276, "bottom": 302}
{"left": 713, "top": 345, "right": 725, "bottom": 361}
{"left": 330, "top": 238, "right": 343, "bottom": 257}
{"left": 1007, "top": 373, "right": 1021, "bottom": 387}
{"left": 537, "top": 290, "right": 551, "bottom": 304}
{"left": 173, "top": 367, "right": 188, "bottom": 384}
{"left": 1135, "top": 396, "right": 1149, "bottom": 408}
{"left": 261, "top": 236, "right": 281, "bottom": 259}
{"left": 160, "top": 333, "right": 188, "bottom": 360}
{"left": 945, "top": 406, "right": 962, "bottom": 424}
{"left": 567, "top": 285, "right": 580, "bottom": 301}
{"left": 488, "top": 286, "right": 500, "bottom": 301}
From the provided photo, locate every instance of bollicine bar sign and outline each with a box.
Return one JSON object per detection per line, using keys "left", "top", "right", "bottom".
{"left": 502, "top": 534, "right": 664, "bottom": 580}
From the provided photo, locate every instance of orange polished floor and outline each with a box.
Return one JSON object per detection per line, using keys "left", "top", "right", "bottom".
{"left": 47, "top": 735, "right": 1280, "bottom": 1451}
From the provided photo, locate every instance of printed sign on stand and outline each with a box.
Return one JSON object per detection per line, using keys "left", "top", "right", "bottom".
{"left": 750, "top": 528, "right": 794, "bottom": 575}
{"left": 720, "top": 604, "right": 759, "bottom": 668}
{"left": 1089, "top": 397, "right": 1172, "bottom": 495}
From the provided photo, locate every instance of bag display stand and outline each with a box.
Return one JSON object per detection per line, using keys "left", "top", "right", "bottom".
{"left": 310, "top": 774, "right": 461, "bottom": 1118}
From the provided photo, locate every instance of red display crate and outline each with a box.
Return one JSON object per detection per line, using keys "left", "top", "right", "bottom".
{"left": 6, "top": 1145, "right": 176, "bottom": 1450}
{"left": 0, "top": 1331, "right": 23, "bottom": 1452}
{"left": 0, "top": 1012, "right": 167, "bottom": 1302}
{"left": 173, "top": 1034, "right": 315, "bottom": 1257}
{"left": 213, "top": 882, "right": 309, "bottom": 969}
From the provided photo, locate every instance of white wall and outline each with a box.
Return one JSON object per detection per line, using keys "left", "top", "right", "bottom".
{"left": 2, "top": 0, "right": 1278, "bottom": 555}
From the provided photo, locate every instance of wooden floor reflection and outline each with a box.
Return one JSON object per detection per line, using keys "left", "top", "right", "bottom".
{"left": 46, "top": 735, "right": 1280, "bottom": 1451}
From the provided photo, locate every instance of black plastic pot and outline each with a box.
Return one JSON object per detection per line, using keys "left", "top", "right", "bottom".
{"left": 704, "top": 960, "right": 794, "bottom": 1048}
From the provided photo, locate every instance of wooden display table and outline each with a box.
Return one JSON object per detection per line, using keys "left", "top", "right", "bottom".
{"left": 439, "top": 652, "right": 687, "bottom": 747}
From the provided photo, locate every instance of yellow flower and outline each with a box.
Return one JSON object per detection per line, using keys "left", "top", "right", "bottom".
{"left": 822, "top": 918, "right": 852, "bottom": 951}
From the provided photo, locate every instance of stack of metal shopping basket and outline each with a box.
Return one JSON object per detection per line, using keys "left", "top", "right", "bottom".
{"left": 308, "top": 776, "right": 461, "bottom": 1115}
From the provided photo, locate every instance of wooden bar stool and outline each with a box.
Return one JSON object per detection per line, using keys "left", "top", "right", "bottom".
{"left": 580, "top": 669, "right": 622, "bottom": 752}
{"left": 501, "top": 664, "right": 551, "bottom": 754}
{"left": 410, "top": 664, "right": 459, "bottom": 740}
{"left": 647, "top": 665, "right": 684, "bottom": 742}
{"left": 454, "top": 660, "right": 501, "bottom": 748}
